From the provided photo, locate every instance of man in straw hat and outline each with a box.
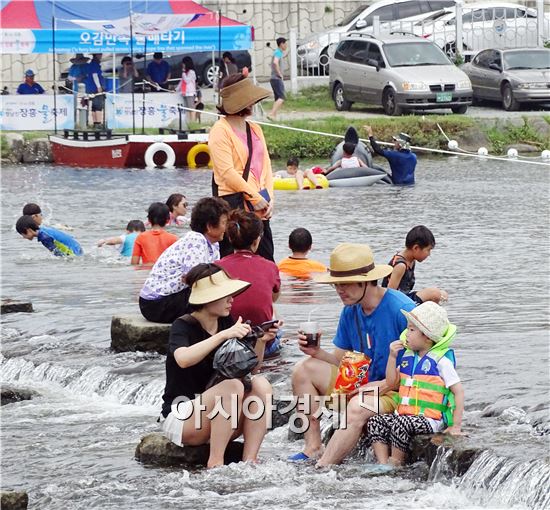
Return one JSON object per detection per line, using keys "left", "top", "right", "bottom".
{"left": 363, "top": 125, "right": 416, "bottom": 185}
{"left": 289, "top": 243, "right": 416, "bottom": 465}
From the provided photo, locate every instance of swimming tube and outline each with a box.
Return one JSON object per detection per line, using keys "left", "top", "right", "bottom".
{"left": 328, "top": 174, "right": 387, "bottom": 188}
{"left": 274, "top": 175, "right": 329, "bottom": 190}
{"left": 326, "top": 166, "right": 391, "bottom": 186}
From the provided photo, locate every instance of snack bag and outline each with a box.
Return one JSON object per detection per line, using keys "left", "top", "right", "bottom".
{"left": 333, "top": 351, "right": 371, "bottom": 395}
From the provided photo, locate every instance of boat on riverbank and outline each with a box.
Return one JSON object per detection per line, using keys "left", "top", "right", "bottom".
{"left": 49, "top": 129, "right": 209, "bottom": 169}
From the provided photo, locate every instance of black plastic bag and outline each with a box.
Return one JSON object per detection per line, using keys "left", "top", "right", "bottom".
{"left": 206, "top": 325, "right": 262, "bottom": 390}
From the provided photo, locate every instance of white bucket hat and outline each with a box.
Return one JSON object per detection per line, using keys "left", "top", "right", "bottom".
{"left": 401, "top": 301, "right": 449, "bottom": 342}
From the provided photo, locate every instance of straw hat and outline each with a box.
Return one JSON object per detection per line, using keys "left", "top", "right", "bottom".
{"left": 70, "top": 53, "right": 90, "bottom": 64}
{"left": 219, "top": 77, "right": 270, "bottom": 114}
{"left": 189, "top": 270, "right": 251, "bottom": 305}
{"left": 401, "top": 301, "right": 449, "bottom": 342}
{"left": 314, "top": 243, "right": 393, "bottom": 284}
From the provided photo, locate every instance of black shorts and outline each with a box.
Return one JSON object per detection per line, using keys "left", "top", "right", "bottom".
{"left": 270, "top": 78, "right": 285, "bottom": 101}
{"left": 91, "top": 94, "right": 105, "bottom": 112}
{"left": 139, "top": 287, "right": 191, "bottom": 324}
{"left": 407, "top": 291, "right": 424, "bottom": 304}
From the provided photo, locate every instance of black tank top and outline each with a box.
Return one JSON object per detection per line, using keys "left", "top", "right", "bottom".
{"left": 381, "top": 254, "right": 415, "bottom": 293}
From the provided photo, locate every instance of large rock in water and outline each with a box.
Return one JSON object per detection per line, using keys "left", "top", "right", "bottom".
{"left": 1, "top": 386, "right": 37, "bottom": 406}
{"left": 409, "top": 434, "right": 483, "bottom": 476}
{"left": 135, "top": 433, "right": 244, "bottom": 467}
{"left": 0, "top": 491, "right": 28, "bottom": 510}
{"left": 110, "top": 315, "right": 170, "bottom": 354}
{"left": 3, "top": 133, "right": 25, "bottom": 163}
{"left": 1, "top": 299, "right": 33, "bottom": 314}
{"left": 22, "top": 138, "right": 53, "bottom": 163}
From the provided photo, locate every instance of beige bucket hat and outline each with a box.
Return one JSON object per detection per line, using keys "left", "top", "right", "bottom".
{"left": 189, "top": 269, "right": 251, "bottom": 305}
{"left": 219, "top": 77, "right": 270, "bottom": 114}
{"left": 401, "top": 301, "right": 450, "bottom": 342}
{"left": 314, "top": 243, "right": 393, "bottom": 284}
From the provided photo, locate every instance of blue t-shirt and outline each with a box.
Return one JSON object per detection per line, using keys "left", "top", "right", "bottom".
{"left": 147, "top": 60, "right": 170, "bottom": 84}
{"left": 37, "top": 226, "right": 83, "bottom": 257}
{"left": 17, "top": 82, "right": 45, "bottom": 95}
{"left": 120, "top": 232, "right": 139, "bottom": 257}
{"left": 382, "top": 149, "right": 417, "bottom": 185}
{"left": 68, "top": 63, "right": 88, "bottom": 92}
{"left": 84, "top": 60, "right": 104, "bottom": 93}
{"left": 333, "top": 288, "right": 416, "bottom": 382}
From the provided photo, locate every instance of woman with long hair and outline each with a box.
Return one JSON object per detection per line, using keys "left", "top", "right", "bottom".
{"left": 217, "top": 209, "right": 282, "bottom": 356}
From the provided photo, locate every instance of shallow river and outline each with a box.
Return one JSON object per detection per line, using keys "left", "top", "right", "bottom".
{"left": 1, "top": 158, "right": 549, "bottom": 509}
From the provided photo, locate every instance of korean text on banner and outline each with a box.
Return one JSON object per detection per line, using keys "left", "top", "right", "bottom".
{"left": 106, "top": 93, "right": 181, "bottom": 129}
{"left": 0, "top": 95, "right": 74, "bottom": 130}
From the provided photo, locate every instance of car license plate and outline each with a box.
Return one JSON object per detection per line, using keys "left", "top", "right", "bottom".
{"left": 436, "top": 92, "right": 453, "bottom": 103}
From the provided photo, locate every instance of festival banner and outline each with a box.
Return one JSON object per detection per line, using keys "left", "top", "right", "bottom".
{"left": 0, "top": 95, "right": 74, "bottom": 130}
{"left": 105, "top": 92, "right": 182, "bottom": 129}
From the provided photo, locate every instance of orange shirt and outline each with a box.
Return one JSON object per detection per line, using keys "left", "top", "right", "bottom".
{"left": 209, "top": 117, "right": 274, "bottom": 208}
{"left": 132, "top": 229, "right": 178, "bottom": 265}
{"left": 277, "top": 257, "right": 327, "bottom": 279}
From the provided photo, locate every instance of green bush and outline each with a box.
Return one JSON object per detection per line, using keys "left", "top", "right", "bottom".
{"left": 486, "top": 118, "right": 550, "bottom": 154}
{"left": 262, "top": 115, "right": 475, "bottom": 159}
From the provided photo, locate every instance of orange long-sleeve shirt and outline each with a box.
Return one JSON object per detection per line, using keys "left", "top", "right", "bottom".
{"left": 208, "top": 117, "right": 274, "bottom": 209}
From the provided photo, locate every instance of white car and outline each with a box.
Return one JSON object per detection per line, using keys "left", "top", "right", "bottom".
{"left": 297, "top": 0, "right": 456, "bottom": 70}
{"left": 411, "top": 2, "right": 550, "bottom": 58}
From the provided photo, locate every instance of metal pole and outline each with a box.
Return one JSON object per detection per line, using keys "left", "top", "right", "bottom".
{"left": 289, "top": 30, "right": 298, "bottom": 95}
{"left": 456, "top": 1, "right": 463, "bottom": 60}
{"left": 130, "top": 15, "right": 136, "bottom": 134}
{"left": 537, "top": 0, "right": 545, "bottom": 47}
{"left": 52, "top": 15, "right": 58, "bottom": 133}
{"left": 142, "top": 38, "right": 147, "bottom": 134}
{"left": 217, "top": 7, "right": 222, "bottom": 103}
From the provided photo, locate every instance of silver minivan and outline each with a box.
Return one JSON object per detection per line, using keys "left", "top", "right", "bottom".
{"left": 329, "top": 33, "right": 473, "bottom": 115}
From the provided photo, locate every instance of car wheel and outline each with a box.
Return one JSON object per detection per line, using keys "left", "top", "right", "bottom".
{"left": 333, "top": 83, "right": 352, "bottom": 111}
{"left": 202, "top": 62, "right": 220, "bottom": 88}
{"left": 502, "top": 83, "right": 519, "bottom": 111}
{"left": 382, "top": 88, "right": 402, "bottom": 116}
{"left": 451, "top": 105, "right": 468, "bottom": 114}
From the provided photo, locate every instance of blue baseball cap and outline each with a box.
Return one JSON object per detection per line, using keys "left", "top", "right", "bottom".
{"left": 25, "top": 69, "right": 35, "bottom": 77}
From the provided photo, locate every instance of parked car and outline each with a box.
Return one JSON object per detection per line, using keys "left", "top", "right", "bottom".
{"left": 329, "top": 32, "right": 472, "bottom": 115}
{"left": 297, "top": 0, "right": 456, "bottom": 71}
{"left": 411, "top": 2, "right": 550, "bottom": 59}
{"left": 461, "top": 48, "right": 550, "bottom": 110}
{"left": 60, "top": 50, "right": 251, "bottom": 91}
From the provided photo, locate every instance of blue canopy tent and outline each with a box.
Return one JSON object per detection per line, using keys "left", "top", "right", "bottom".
{"left": 0, "top": 0, "right": 252, "bottom": 53}
{"left": 1, "top": 0, "right": 253, "bottom": 133}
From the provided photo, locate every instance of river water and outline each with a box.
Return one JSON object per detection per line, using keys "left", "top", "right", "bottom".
{"left": 1, "top": 158, "right": 549, "bottom": 509}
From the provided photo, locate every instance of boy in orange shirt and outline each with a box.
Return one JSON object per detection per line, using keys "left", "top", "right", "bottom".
{"left": 277, "top": 228, "right": 326, "bottom": 279}
{"left": 131, "top": 203, "right": 178, "bottom": 265}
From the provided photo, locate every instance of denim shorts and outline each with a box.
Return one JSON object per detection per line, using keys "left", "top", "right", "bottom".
{"left": 270, "top": 78, "right": 285, "bottom": 101}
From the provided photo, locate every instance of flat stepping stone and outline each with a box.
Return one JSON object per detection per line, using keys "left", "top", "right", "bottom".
{"left": 1, "top": 491, "right": 28, "bottom": 510}
{"left": 1, "top": 386, "right": 37, "bottom": 406}
{"left": 135, "top": 433, "right": 244, "bottom": 467}
{"left": 1, "top": 299, "right": 33, "bottom": 314}
{"left": 111, "top": 315, "right": 170, "bottom": 354}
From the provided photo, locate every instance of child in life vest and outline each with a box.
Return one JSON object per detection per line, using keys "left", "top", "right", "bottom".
{"left": 366, "top": 301, "right": 464, "bottom": 466}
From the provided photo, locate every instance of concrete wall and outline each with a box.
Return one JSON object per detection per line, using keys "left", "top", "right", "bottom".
{"left": 200, "top": 0, "right": 365, "bottom": 80}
